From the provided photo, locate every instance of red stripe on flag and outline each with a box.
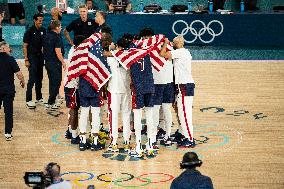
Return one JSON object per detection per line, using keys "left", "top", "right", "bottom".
{"left": 88, "top": 56, "right": 109, "bottom": 79}
{"left": 68, "top": 61, "right": 88, "bottom": 72}
{"left": 120, "top": 49, "right": 141, "bottom": 63}
{"left": 70, "top": 53, "right": 88, "bottom": 63}
{"left": 147, "top": 37, "right": 152, "bottom": 47}
{"left": 150, "top": 51, "right": 164, "bottom": 67}
{"left": 87, "top": 66, "right": 103, "bottom": 84}
{"left": 115, "top": 50, "right": 124, "bottom": 57}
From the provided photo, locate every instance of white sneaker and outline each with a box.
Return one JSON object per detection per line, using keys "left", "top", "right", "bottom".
{"left": 55, "top": 101, "right": 62, "bottom": 107}
{"left": 51, "top": 104, "right": 60, "bottom": 110}
{"left": 56, "top": 96, "right": 64, "bottom": 104}
{"left": 5, "top": 134, "right": 13, "bottom": 141}
{"left": 26, "top": 101, "right": 36, "bottom": 109}
{"left": 45, "top": 103, "right": 60, "bottom": 111}
{"left": 129, "top": 146, "right": 144, "bottom": 158}
{"left": 45, "top": 104, "right": 51, "bottom": 110}
{"left": 35, "top": 98, "right": 47, "bottom": 106}
{"left": 129, "top": 149, "right": 144, "bottom": 158}
{"left": 107, "top": 144, "right": 119, "bottom": 152}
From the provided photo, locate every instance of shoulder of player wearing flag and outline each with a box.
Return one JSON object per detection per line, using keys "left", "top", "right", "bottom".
{"left": 66, "top": 32, "right": 111, "bottom": 91}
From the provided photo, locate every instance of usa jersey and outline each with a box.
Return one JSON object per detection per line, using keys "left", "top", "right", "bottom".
{"left": 152, "top": 59, "right": 173, "bottom": 84}
{"left": 171, "top": 48, "right": 194, "bottom": 84}
{"left": 79, "top": 76, "right": 100, "bottom": 97}
{"left": 107, "top": 57, "right": 131, "bottom": 93}
{"left": 130, "top": 54, "right": 155, "bottom": 94}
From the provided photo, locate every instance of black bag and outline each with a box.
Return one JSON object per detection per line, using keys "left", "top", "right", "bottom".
{"left": 273, "top": 6, "right": 284, "bottom": 11}
{"left": 144, "top": 4, "right": 162, "bottom": 13}
{"left": 171, "top": 5, "right": 187, "bottom": 12}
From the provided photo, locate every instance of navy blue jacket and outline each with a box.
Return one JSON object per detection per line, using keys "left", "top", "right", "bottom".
{"left": 170, "top": 169, "right": 213, "bottom": 189}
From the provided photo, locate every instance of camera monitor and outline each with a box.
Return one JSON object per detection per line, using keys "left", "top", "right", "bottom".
{"left": 24, "top": 172, "right": 44, "bottom": 185}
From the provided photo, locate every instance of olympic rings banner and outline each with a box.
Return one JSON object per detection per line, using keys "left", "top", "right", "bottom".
{"left": 42, "top": 13, "right": 284, "bottom": 47}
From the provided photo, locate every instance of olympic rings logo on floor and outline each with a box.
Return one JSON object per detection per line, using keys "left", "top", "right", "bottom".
{"left": 60, "top": 172, "right": 175, "bottom": 188}
{"left": 48, "top": 122, "right": 241, "bottom": 160}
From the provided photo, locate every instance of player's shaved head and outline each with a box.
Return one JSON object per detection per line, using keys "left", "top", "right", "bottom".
{"left": 51, "top": 7, "right": 60, "bottom": 15}
{"left": 173, "top": 36, "right": 184, "bottom": 46}
{"left": 173, "top": 35, "right": 184, "bottom": 49}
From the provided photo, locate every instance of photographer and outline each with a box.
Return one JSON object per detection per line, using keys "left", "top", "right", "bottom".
{"left": 45, "top": 162, "right": 72, "bottom": 189}
{"left": 170, "top": 152, "right": 214, "bottom": 189}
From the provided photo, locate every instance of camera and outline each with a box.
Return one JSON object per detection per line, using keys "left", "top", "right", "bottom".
{"left": 24, "top": 163, "right": 57, "bottom": 188}
{"left": 24, "top": 172, "right": 52, "bottom": 189}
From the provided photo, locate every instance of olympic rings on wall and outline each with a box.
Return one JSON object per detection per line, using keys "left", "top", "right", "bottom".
{"left": 172, "top": 19, "right": 224, "bottom": 44}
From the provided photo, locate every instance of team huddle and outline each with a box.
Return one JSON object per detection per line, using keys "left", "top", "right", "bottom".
{"left": 63, "top": 27, "right": 195, "bottom": 158}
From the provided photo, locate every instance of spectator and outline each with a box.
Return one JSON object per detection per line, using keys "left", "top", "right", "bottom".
{"left": 95, "top": 11, "right": 112, "bottom": 35}
{"left": 0, "top": 12, "right": 3, "bottom": 42}
{"left": 7, "top": 0, "right": 25, "bottom": 25}
{"left": 44, "top": 162, "right": 72, "bottom": 189}
{"left": 51, "top": 7, "right": 63, "bottom": 21}
{"left": 64, "top": 5, "right": 98, "bottom": 47}
{"left": 170, "top": 152, "right": 214, "bottom": 189}
{"left": 86, "top": 0, "right": 98, "bottom": 11}
{"left": 37, "top": 4, "right": 44, "bottom": 14}
{"left": 23, "top": 13, "right": 46, "bottom": 109}
{"left": 43, "top": 20, "right": 66, "bottom": 111}
{"left": 105, "top": 0, "right": 132, "bottom": 13}
{"left": 0, "top": 41, "right": 25, "bottom": 141}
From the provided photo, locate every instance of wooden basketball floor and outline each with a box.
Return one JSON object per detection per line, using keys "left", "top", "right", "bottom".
{"left": 0, "top": 60, "right": 284, "bottom": 189}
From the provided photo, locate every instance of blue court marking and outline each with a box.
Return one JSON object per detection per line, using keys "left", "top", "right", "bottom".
{"left": 194, "top": 132, "right": 230, "bottom": 151}
{"left": 61, "top": 171, "right": 95, "bottom": 182}
{"left": 50, "top": 132, "right": 80, "bottom": 156}
{"left": 168, "top": 131, "right": 230, "bottom": 157}
{"left": 51, "top": 132, "right": 73, "bottom": 147}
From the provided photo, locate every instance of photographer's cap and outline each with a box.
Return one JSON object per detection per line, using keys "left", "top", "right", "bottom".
{"left": 181, "top": 152, "right": 202, "bottom": 166}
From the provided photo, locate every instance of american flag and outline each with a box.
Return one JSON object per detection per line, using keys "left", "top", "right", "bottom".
{"left": 66, "top": 33, "right": 111, "bottom": 91}
{"left": 112, "top": 34, "right": 173, "bottom": 71}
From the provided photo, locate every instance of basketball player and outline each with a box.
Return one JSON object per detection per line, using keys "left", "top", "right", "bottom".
{"left": 139, "top": 28, "right": 175, "bottom": 148}
{"left": 64, "top": 45, "right": 80, "bottom": 144}
{"left": 128, "top": 31, "right": 156, "bottom": 157}
{"left": 78, "top": 33, "right": 112, "bottom": 151}
{"left": 160, "top": 36, "right": 195, "bottom": 147}
{"left": 104, "top": 38, "right": 132, "bottom": 153}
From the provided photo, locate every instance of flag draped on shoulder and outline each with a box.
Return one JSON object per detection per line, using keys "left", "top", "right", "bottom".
{"left": 112, "top": 34, "right": 173, "bottom": 71}
{"left": 66, "top": 33, "right": 111, "bottom": 91}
